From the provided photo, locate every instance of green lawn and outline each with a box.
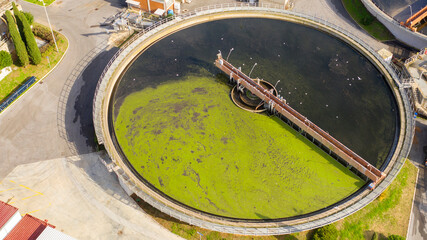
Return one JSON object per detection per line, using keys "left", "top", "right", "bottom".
{"left": 23, "top": 0, "right": 55, "bottom": 6}
{"left": 0, "top": 23, "right": 68, "bottom": 101}
{"left": 342, "top": 0, "right": 395, "bottom": 41}
{"left": 114, "top": 74, "right": 365, "bottom": 219}
{"left": 335, "top": 160, "right": 417, "bottom": 239}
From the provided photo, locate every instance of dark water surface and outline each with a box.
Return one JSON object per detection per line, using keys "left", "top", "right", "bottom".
{"left": 113, "top": 18, "right": 398, "bottom": 169}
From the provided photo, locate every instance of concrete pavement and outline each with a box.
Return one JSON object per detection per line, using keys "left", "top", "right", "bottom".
{"left": 407, "top": 119, "right": 427, "bottom": 240}
{"left": 0, "top": 0, "right": 123, "bottom": 178}
{"left": 0, "top": 152, "right": 183, "bottom": 240}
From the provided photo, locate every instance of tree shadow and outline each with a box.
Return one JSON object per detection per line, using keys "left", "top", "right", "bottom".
{"left": 273, "top": 234, "right": 299, "bottom": 240}
{"left": 102, "top": 0, "right": 127, "bottom": 8}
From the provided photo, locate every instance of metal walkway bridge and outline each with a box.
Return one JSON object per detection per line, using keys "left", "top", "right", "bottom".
{"left": 215, "top": 53, "right": 386, "bottom": 186}
{"left": 401, "top": 5, "right": 427, "bottom": 31}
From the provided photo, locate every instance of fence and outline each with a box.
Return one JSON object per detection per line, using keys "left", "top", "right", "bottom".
{"left": 93, "top": 3, "right": 416, "bottom": 235}
{"left": 0, "top": 76, "right": 36, "bottom": 113}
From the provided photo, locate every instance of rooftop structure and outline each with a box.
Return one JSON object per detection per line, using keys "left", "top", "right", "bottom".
{"left": 404, "top": 48, "right": 427, "bottom": 116}
{"left": 126, "top": 0, "right": 174, "bottom": 14}
{"left": 0, "top": 201, "right": 21, "bottom": 239}
{"left": 0, "top": 200, "right": 75, "bottom": 240}
{"left": 36, "top": 227, "right": 76, "bottom": 240}
{"left": 4, "top": 214, "right": 52, "bottom": 240}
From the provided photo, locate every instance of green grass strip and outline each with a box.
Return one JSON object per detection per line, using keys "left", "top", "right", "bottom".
{"left": 341, "top": 0, "right": 395, "bottom": 41}
{"left": 23, "top": 0, "right": 55, "bottom": 6}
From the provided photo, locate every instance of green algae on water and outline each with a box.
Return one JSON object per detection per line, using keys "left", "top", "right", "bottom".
{"left": 114, "top": 74, "right": 365, "bottom": 219}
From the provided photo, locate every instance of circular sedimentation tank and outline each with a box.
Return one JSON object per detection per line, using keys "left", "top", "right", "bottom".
{"left": 94, "top": 7, "right": 411, "bottom": 234}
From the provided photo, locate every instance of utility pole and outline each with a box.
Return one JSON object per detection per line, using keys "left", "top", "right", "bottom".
{"left": 39, "top": 0, "right": 59, "bottom": 52}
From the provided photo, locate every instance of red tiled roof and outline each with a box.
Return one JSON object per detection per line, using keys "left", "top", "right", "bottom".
{"left": 4, "top": 214, "right": 54, "bottom": 240}
{"left": 0, "top": 200, "right": 19, "bottom": 229}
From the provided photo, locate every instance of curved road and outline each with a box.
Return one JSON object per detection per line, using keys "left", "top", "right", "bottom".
{"left": 0, "top": 0, "right": 117, "bottom": 177}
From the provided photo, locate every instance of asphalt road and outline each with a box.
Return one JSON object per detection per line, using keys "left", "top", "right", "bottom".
{"left": 0, "top": 0, "right": 124, "bottom": 178}
{"left": 407, "top": 119, "right": 427, "bottom": 240}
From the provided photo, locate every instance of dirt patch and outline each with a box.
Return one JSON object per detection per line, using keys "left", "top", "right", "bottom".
{"left": 192, "top": 87, "right": 207, "bottom": 94}
{"left": 173, "top": 102, "right": 189, "bottom": 113}
{"left": 192, "top": 112, "right": 200, "bottom": 122}
{"left": 152, "top": 129, "right": 162, "bottom": 135}
{"left": 158, "top": 177, "right": 164, "bottom": 187}
{"left": 132, "top": 107, "right": 142, "bottom": 114}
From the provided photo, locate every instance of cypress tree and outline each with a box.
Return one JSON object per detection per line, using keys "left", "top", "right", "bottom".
{"left": 5, "top": 10, "right": 29, "bottom": 66}
{"left": 13, "top": 3, "right": 41, "bottom": 65}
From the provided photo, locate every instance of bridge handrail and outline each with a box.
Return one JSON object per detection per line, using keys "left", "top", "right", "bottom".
{"left": 404, "top": 48, "right": 427, "bottom": 66}
{"left": 221, "top": 58, "right": 382, "bottom": 179}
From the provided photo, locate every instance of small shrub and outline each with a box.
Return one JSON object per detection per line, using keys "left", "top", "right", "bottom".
{"left": 361, "top": 15, "right": 375, "bottom": 26}
{"left": 13, "top": 2, "right": 41, "bottom": 65}
{"left": 184, "top": 228, "right": 196, "bottom": 237}
{"left": 388, "top": 235, "right": 405, "bottom": 240}
{"left": 0, "top": 51, "right": 12, "bottom": 69}
{"left": 206, "top": 231, "right": 221, "bottom": 240}
{"left": 5, "top": 10, "right": 29, "bottom": 66}
{"left": 371, "top": 232, "right": 379, "bottom": 240}
{"left": 32, "top": 24, "right": 58, "bottom": 53}
{"left": 312, "top": 224, "right": 339, "bottom": 240}
{"left": 23, "top": 11, "right": 34, "bottom": 25}
{"left": 32, "top": 24, "right": 53, "bottom": 41}
{"left": 170, "top": 223, "right": 180, "bottom": 234}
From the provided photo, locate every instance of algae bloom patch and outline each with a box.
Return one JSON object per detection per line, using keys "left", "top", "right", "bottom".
{"left": 114, "top": 75, "right": 364, "bottom": 219}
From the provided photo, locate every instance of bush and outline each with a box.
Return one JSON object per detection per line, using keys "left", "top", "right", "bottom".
{"left": 5, "top": 10, "right": 29, "bottom": 66}
{"left": 371, "top": 232, "right": 379, "bottom": 240}
{"left": 13, "top": 2, "right": 41, "bottom": 65}
{"left": 361, "top": 15, "right": 375, "bottom": 26}
{"left": 32, "top": 24, "right": 53, "bottom": 41}
{"left": 0, "top": 51, "right": 12, "bottom": 69}
{"left": 23, "top": 11, "right": 34, "bottom": 25}
{"left": 32, "top": 24, "right": 58, "bottom": 53}
{"left": 388, "top": 235, "right": 405, "bottom": 240}
{"left": 312, "top": 224, "right": 339, "bottom": 240}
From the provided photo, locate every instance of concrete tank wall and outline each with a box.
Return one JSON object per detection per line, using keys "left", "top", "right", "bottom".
{"left": 361, "top": 0, "right": 427, "bottom": 50}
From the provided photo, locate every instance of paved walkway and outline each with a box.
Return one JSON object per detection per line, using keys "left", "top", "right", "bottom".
{"left": 0, "top": 0, "right": 121, "bottom": 178}
{"left": 407, "top": 119, "right": 427, "bottom": 240}
{"left": 0, "top": 153, "right": 183, "bottom": 240}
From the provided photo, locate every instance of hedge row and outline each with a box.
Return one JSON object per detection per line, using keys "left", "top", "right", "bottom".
{"left": 13, "top": 2, "right": 41, "bottom": 65}
{"left": 4, "top": 10, "right": 29, "bottom": 66}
